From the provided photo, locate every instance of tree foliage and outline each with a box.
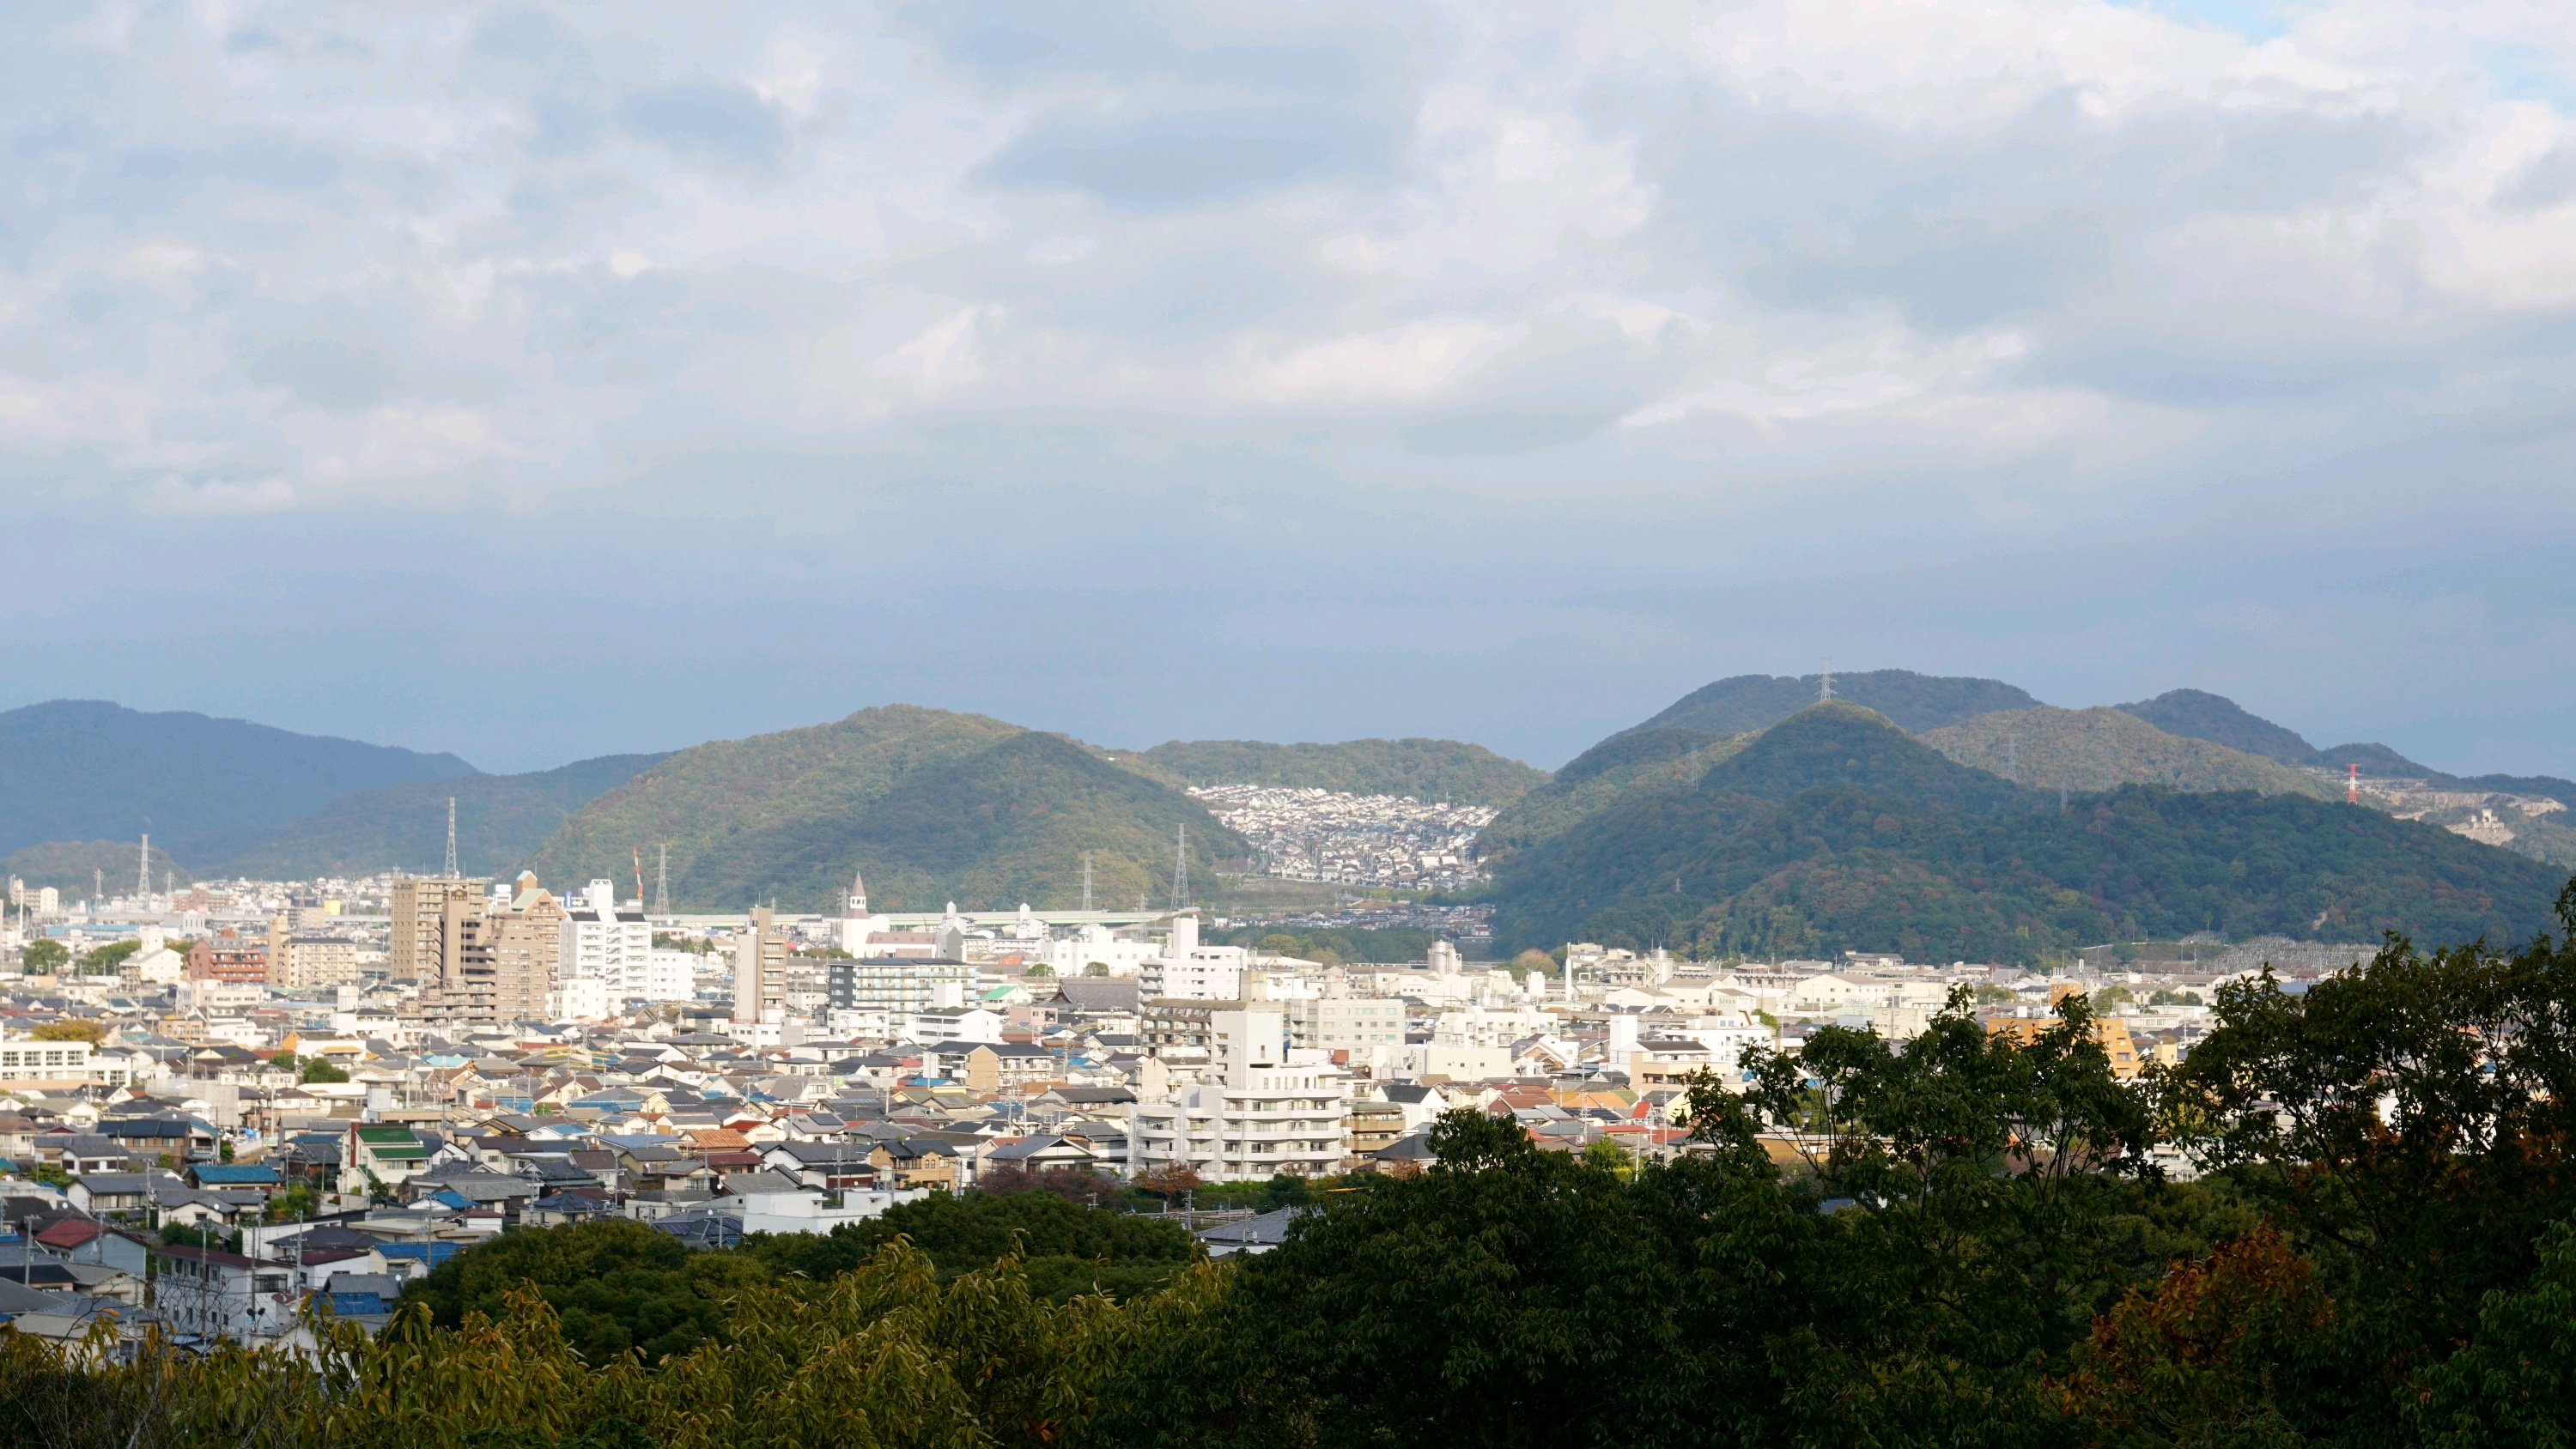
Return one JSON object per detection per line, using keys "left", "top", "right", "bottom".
{"left": 1495, "top": 706, "right": 2563, "bottom": 963}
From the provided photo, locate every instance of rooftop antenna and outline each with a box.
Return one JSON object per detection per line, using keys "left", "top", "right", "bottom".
{"left": 1170, "top": 825, "right": 1189, "bottom": 910}
{"left": 444, "top": 797, "right": 459, "bottom": 877}
{"left": 1081, "top": 852, "right": 1095, "bottom": 912}
{"left": 653, "top": 845, "right": 671, "bottom": 915}
{"left": 1819, "top": 658, "right": 1834, "bottom": 702}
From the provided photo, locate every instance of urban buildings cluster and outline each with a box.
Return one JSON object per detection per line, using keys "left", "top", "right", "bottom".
{"left": 1188, "top": 785, "right": 1494, "bottom": 890}
{"left": 0, "top": 848, "right": 2364, "bottom": 1349}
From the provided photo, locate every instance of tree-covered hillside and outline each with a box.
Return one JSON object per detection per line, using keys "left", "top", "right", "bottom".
{"left": 2114, "top": 687, "right": 2324, "bottom": 764}
{"left": 1492, "top": 706, "right": 2563, "bottom": 962}
{"left": 1127, "top": 737, "right": 1546, "bottom": 806}
{"left": 1626, "top": 669, "right": 2038, "bottom": 736}
{"left": 216, "top": 753, "right": 670, "bottom": 879}
{"left": 1477, "top": 725, "right": 1744, "bottom": 861}
{"left": 1923, "top": 706, "right": 2336, "bottom": 800}
{"left": 530, "top": 706, "right": 1245, "bottom": 912}
{"left": 0, "top": 699, "right": 473, "bottom": 859}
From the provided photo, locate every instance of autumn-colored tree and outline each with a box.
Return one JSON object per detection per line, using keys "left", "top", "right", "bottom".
{"left": 2058, "top": 1225, "right": 2330, "bottom": 1445}
{"left": 32, "top": 1020, "right": 106, "bottom": 1043}
{"left": 1131, "top": 1161, "right": 1202, "bottom": 1202}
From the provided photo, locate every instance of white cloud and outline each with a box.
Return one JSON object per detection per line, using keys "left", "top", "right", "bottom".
{"left": 0, "top": 0, "right": 2570, "bottom": 533}
{"left": 1252, "top": 318, "right": 1529, "bottom": 403}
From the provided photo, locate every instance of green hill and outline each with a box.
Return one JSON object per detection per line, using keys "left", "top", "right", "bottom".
{"left": 1126, "top": 737, "right": 1546, "bottom": 806}
{"left": 1490, "top": 705, "right": 2564, "bottom": 964}
{"left": 527, "top": 706, "right": 1246, "bottom": 912}
{"left": 2113, "top": 688, "right": 2322, "bottom": 764}
{"left": 216, "top": 754, "right": 671, "bottom": 880}
{"left": 1628, "top": 670, "right": 2038, "bottom": 737}
{"left": 2113, "top": 688, "right": 2468, "bottom": 783}
{"left": 1923, "top": 706, "right": 2336, "bottom": 800}
{"left": 3, "top": 840, "right": 197, "bottom": 898}
{"left": 0, "top": 700, "right": 474, "bottom": 860}
{"left": 1476, "top": 727, "right": 1744, "bottom": 862}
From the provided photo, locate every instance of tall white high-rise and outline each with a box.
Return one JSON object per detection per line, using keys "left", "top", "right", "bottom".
{"left": 558, "top": 879, "right": 652, "bottom": 1015}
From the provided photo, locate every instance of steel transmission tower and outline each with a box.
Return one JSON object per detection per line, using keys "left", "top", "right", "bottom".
{"left": 443, "top": 798, "right": 459, "bottom": 877}
{"left": 1080, "top": 852, "right": 1095, "bottom": 912}
{"left": 653, "top": 845, "right": 671, "bottom": 914}
{"left": 1170, "top": 825, "right": 1188, "bottom": 910}
{"left": 137, "top": 834, "right": 151, "bottom": 899}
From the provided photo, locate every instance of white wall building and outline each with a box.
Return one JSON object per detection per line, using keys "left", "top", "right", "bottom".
{"left": 1127, "top": 1009, "right": 1349, "bottom": 1182}
{"left": 1139, "top": 914, "right": 1248, "bottom": 1001}
{"left": 560, "top": 881, "right": 654, "bottom": 1010}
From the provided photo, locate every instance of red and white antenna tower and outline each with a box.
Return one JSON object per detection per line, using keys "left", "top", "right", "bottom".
{"left": 2347, "top": 762, "right": 2359, "bottom": 804}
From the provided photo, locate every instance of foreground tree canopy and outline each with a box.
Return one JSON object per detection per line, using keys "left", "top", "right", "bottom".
{"left": 12, "top": 887, "right": 2576, "bottom": 1448}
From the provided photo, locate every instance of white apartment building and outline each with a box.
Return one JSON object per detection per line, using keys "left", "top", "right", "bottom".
{"left": 1128, "top": 1009, "right": 1349, "bottom": 1182}
{"left": 831, "top": 956, "right": 972, "bottom": 1016}
{"left": 1038, "top": 925, "right": 1161, "bottom": 979}
{"left": 1139, "top": 914, "right": 1247, "bottom": 1001}
{"left": 561, "top": 881, "right": 653, "bottom": 1007}
{"left": 1284, "top": 991, "right": 1406, "bottom": 1053}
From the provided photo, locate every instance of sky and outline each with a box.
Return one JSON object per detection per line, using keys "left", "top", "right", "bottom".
{"left": 5, "top": 0, "right": 2575, "bottom": 775}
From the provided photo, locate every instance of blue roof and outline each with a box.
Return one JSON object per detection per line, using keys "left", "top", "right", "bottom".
{"left": 328, "top": 1290, "right": 387, "bottom": 1316}
{"left": 190, "top": 1165, "right": 281, "bottom": 1185}
{"left": 378, "top": 1241, "right": 461, "bottom": 1266}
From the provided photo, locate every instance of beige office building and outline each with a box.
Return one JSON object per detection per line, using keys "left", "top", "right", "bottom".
{"left": 389, "top": 877, "right": 483, "bottom": 981}
{"left": 264, "top": 919, "right": 361, "bottom": 990}
{"left": 422, "top": 875, "right": 567, "bottom": 1024}
{"left": 732, "top": 906, "right": 790, "bottom": 1024}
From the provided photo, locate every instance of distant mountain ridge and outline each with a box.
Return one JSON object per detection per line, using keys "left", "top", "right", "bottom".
{"left": 1492, "top": 705, "right": 2565, "bottom": 964}
{"left": 0, "top": 700, "right": 475, "bottom": 861}
{"left": 1630, "top": 670, "right": 2040, "bottom": 737}
{"left": 1923, "top": 706, "right": 2336, "bottom": 801}
{"left": 220, "top": 754, "right": 673, "bottom": 880}
{"left": 528, "top": 705, "right": 1247, "bottom": 912}
{"left": 2116, "top": 688, "right": 2576, "bottom": 809}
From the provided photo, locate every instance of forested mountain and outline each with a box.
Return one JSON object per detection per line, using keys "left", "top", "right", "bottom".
{"left": 216, "top": 753, "right": 670, "bottom": 880}
{"left": 528, "top": 706, "right": 1245, "bottom": 912}
{"left": 0, "top": 700, "right": 473, "bottom": 859}
{"left": 2112, "top": 688, "right": 2324, "bottom": 764}
{"left": 1125, "top": 737, "right": 1545, "bottom": 806}
{"left": 1475, "top": 726, "right": 1743, "bottom": 861}
{"left": 1, "top": 839, "right": 196, "bottom": 897}
{"left": 1923, "top": 706, "right": 2336, "bottom": 799}
{"left": 1626, "top": 669, "right": 2038, "bottom": 736}
{"left": 1491, "top": 704, "right": 2563, "bottom": 963}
